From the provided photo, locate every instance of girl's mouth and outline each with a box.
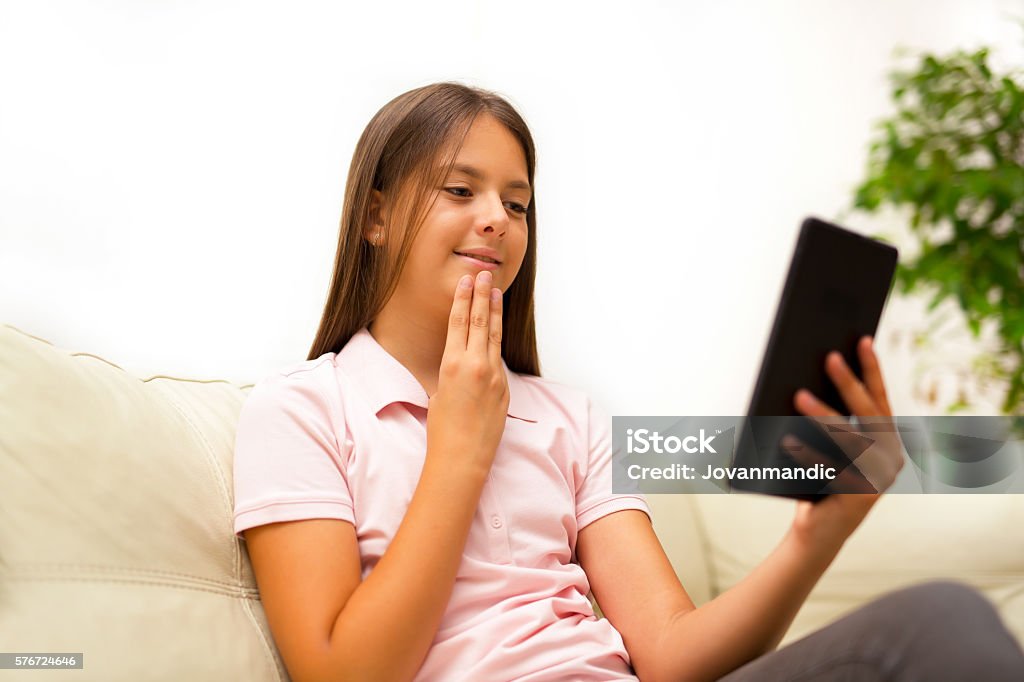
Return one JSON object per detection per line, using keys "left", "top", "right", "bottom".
{"left": 453, "top": 252, "right": 500, "bottom": 271}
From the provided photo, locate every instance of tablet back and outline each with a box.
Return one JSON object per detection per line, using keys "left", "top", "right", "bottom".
{"left": 746, "top": 216, "right": 899, "bottom": 417}
{"left": 731, "top": 217, "right": 898, "bottom": 499}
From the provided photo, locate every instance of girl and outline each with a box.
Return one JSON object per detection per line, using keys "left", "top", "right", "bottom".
{"left": 232, "top": 82, "right": 1024, "bottom": 681}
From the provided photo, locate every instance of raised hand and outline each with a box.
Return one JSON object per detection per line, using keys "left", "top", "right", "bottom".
{"left": 425, "top": 270, "right": 510, "bottom": 478}
{"left": 783, "top": 336, "right": 905, "bottom": 547}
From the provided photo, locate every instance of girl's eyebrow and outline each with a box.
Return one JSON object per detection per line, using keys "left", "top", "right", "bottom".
{"left": 451, "top": 163, "right": 532, "bottom": 194}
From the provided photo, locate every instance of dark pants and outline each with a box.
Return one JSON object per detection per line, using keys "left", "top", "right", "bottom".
{"left": 718, "top": 581, "right": 1024, "bottom": 681}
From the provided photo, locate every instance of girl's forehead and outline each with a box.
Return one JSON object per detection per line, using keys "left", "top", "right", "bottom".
{"left": 446, "top": 161, "right": 531, "bottom": 192}
{"left": 447, "top": 147, "right": 529, "bottom": 184}
{"left": 428, "top": 114, "right": 529, "bottom": 184}
{"left": 462, "top": 116, "right": 521, "bottom": 150}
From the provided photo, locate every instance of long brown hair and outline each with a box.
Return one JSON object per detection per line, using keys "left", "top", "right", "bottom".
{"left": 306, "top": 82, "right": 540, "bottom": 376}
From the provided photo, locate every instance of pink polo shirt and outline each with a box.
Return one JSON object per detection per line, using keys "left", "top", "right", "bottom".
{"left": 232, "top": 326, "right": 652, "bottom": 681}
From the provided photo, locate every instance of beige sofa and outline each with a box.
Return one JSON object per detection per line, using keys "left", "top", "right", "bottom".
{"left": 2, "top": 323, "right": 1021, "bottom": 681}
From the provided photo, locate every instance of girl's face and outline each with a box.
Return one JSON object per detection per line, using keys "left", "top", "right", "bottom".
{"left": 387, "top": 113, "right": 531, "bottom": 319}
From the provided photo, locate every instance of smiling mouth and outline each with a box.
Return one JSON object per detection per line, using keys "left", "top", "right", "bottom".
{"left": 453, "top": 251, "right": 501, "bottom": 265}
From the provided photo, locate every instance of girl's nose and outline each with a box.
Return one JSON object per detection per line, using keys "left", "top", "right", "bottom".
{"left": 478, "top": 192, "right": 509, "bottom": 236}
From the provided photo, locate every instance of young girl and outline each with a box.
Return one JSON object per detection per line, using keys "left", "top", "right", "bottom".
{"left": 232, "top": 82, "right": 1024, "bottom": 681}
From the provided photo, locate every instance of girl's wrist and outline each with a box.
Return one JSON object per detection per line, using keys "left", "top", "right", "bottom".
{"left": 785, "top": 514, "right": 850, "bottom": 564}
{"left": 783, "top": 535, "right": 844, "bottom": 581}
{"left": 791, "top": 494, "right": 881, "bottom": 549}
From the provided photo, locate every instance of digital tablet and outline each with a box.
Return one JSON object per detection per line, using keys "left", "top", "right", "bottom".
{"left": 730, "top": 216, "right": 899, "bottom": 501}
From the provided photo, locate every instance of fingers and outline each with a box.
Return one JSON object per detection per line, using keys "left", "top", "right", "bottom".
{"left": 825, "top": 350, "right": 879, "bottom": 417}
{"left": 467, "top": 270, "right": 493, "bottom": 357}
{"left": 781, "top": 433, "right": 878, "bottom": 494}
{"left": 795, "top": 343, "right": 886, "bottom": 419}
{"left": 789, "top": 338, "right": 901, "bottom": 495}
{"left": 443, "top": 271, "right": 504, "bottom": 375}
{"left": 858, "top": 336, "right": 893, "bottom": 416}
{"left": 794, "top": 389, "right": 840, "bottom": 418}
{"left": 488, "top": 285, "right": 503, "bottom": 369}
{"left": 795, "top": 382, "right": 877, "bottom": 443}
{"left": 793, "top": 388, "right": 870, "bottom": 468}
{"left": 445, "top": 274, "right": 475, "bottom": 358}
{"left": 782, "top": 417, "right": 901, "bottom": 493}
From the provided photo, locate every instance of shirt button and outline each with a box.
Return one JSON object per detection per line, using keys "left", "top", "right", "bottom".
{"left": 490, "top": 515, "right": 503, "bottom": 529}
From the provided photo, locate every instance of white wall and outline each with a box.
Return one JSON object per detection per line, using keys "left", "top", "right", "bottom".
{"left": 2, "top": 0, "right": 1021, "bottom": 418}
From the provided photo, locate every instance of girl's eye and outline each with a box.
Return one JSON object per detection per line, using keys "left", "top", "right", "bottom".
{"left": 445, "top": 187, "right": 528, "bottom": 215}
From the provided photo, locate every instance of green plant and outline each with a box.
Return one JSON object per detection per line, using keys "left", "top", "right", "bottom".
{"left": 851, "top": 41, "right": 1024, "bottom": 417}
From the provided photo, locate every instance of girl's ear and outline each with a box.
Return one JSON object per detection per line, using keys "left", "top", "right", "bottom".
{"left": 363, "top": 189, "right": 388, "bottom": 244}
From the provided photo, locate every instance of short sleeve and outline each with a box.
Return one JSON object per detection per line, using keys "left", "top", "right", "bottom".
{"left": 232, "top": 370, "right": 354, "bottom": 540}
{"left": 575, "top": 395, "right": 652, "bottom": 532}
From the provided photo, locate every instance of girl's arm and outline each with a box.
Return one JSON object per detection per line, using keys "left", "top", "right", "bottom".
{"left": 246, "top": 272, "right": 510, "bottom": 682}
{"left": 247, "top": 455, "right": 492, "bottom": 682}
{"left": 244, "top": 457, "right": 482, "bottom": 680}
{"left": 577, "top": 505, "right": 859, "bottom": 682}
{"left": 578, "top": 337, "right": 902, "bottom": 682}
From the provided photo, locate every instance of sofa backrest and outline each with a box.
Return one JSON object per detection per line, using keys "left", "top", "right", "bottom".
{"left": 0, "top": 324, "right": 288, "bottom": 681}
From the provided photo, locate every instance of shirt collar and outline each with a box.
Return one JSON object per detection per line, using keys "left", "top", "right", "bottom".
{"left": 336, "top": 326, "right": 538, "bottom": 423}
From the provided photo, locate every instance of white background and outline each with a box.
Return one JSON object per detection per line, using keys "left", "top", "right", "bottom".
{"left": 2, "top": 0, "right": 1022, "bottom": 417}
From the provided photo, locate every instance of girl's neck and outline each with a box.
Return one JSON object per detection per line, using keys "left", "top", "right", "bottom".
{"left": 367, "top": 308, "right": 447, "bottom": 398}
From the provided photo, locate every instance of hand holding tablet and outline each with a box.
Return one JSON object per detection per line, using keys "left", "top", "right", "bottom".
{"left": 731, "top": 217, "right": 903, "bottom": 502}
{"left": 784, "top": 337, "right": 904, "bottom": 497}
{"left": 786, "top": 346, "right": 906, "bottom": 547}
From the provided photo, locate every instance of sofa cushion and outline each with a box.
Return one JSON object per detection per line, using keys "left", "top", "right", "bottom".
{"left": 0, "top": 324, "right": 287, "bottom": 681}
{"left": 692, "top": 492, "right": 1024, "bottom": 647}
